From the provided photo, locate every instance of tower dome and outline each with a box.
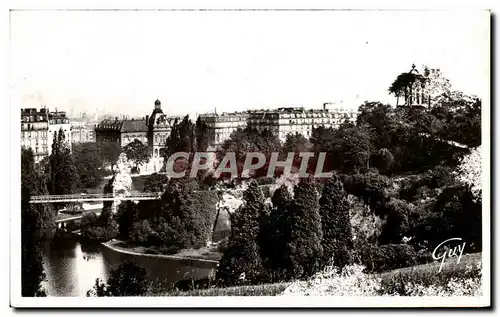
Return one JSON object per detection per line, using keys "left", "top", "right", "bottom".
{"left": 154, "top": 99, "right": 161, "bottom": 109}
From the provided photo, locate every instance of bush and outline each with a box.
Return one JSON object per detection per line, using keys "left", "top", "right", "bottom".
{"left": 358, "top": 244, "right": 418, "bottom": 273}
{"left": 319, "top": 177, "right": 353, "bottom": 269}
{"left": 81, "top": 214, "right": 119, "bottom": 242}
{"left": 286, "top": 179, "right": 323, "bottom": 278}
{"left": 87, "top": 261, "right": 149, "bottom": 297}
{"left": 217, "top": 181, "right": 267, "bottom": 285}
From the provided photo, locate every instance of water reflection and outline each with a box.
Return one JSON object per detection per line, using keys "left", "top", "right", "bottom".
{"left": 42, "top": 236, "right": 214, "bottom": 297}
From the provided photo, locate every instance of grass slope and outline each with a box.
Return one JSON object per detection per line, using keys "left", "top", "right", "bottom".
{"left": 161, "top": 253, "right": 481, "bottom": 296}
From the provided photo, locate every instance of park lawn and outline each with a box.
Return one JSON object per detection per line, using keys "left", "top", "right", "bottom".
{"left": 377, "top": 252, "right": 482, "bottom": 294}
{"left": 110, "top": 240, "right": 222, "bottom": 262}
{"left": 163, "top": 252, "right": 482, "bottom": 296}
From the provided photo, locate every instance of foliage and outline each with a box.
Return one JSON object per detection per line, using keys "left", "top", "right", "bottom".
{"left": 219, "top": 127, "right": 281, "bottom": 178}
{"left": 195, "top": 116, "right": 211, "bottom": 151}
{"left": 378, "top": 198, "right": 412, "bottom": 244}
{"left": 165, "top": 115, "right": 196, "bottom": 158}
{"left": 356, "top": 244, "right": 419, "bottom": 273}
{"left": 21, "top": 148, "right": 53, "bottom": 297}
{"left": 388, "top": 71, "right": 424, "bottom": 106}
{"left": 282, "top": 264, "right": 382, "bottom": 296}
{"left": 116, "top": 201, "right": 138, "bottom": 240}
{"left": 282, "top": 254, "right": 481, "bottom": 296}
{"left": 319, "top": 177, "right": 353, "bottom": 269}
{"left": 81, "top": 213, "right": 119, "bottom": 242}
{"left": 286, "top": 179, "right": 323, "bottom": 278}
{"left": 258, "top": 185, "right": 293, "bottom": 279}
{"left": 217, "top": 181, "right": 267, "bottom": 285}
{"left": 130, "top": 178, "right": 218, "bottom": 253}
{"left": 48, "top": 128, "right": 79, "bottom": 196}
{"left": 378, "top": 253, "right": 482, "bottom": 296}
{"left": 456, "top": 146, "right": 482, "bottom": 201}
{"left": 373, "top": 148, "right": 394, "bottom": 173}
{"left": 87, "top": 262, "right": 149, "bottom": 296}
{"left": 143, "top": 173, "right": 168, "bottom": 193}
{"left": 123, "top": 139, "right": 150, "bottom": 169}
{"left": 72, "top": 142, "right": 109, "bottom": 189}
{"left": 311, "top": 122, "right": 372, "bottom": 174}
{"left": 344, "top": 171, "right": 392, "bottom": 214}
{"left": 98, "top": 142, "right": 121, "bottom": 172}
{"left": 411, "top": 185, "right": 482, "bottom": 253}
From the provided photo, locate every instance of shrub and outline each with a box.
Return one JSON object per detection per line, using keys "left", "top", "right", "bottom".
{"left": 286, "top": 179, "right": 323, "bottom": 278}
{"left": 358, "top": 244, "right": 418, "bottom": 273}
{"left": 319, "top": 177, "right": 353, "bottom": 269}
{"left": 87, "top": 261, "right": 149, "bottom": 297}
{"left": 258, "top": 185, "right": 292, "bottom": 276}
{"left": 217, "top": 181, "right": 267, "bottom": 285}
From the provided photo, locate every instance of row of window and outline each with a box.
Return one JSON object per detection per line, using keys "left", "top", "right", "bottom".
{"left": 22, "top": 144, "right": 49, "bottom": 155}
{"left": 22, "top": 131, "right": 49, "bottom": 138}
{"left": 22, "top": 115, "right": 46, "bottom": 122}
{"left": 22, "top": 138, "right": 48, "bottom": 145}
{"left": 49, "top": 119, "right": 70, "bottom": 124}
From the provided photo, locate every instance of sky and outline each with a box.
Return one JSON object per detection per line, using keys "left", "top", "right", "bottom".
{"left": 10, "top": 10, "right": 490, "bottom": 119}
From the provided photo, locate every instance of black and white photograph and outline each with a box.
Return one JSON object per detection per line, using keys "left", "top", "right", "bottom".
{"left": 9, "top": 7, "right": 490, "bottom": 308}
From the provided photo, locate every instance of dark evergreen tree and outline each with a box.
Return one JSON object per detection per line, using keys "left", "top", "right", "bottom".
{"left": 116, "top": 201, "right": 138, "bottom": 241}
{"left": 319, "top": 177, "right": 353, "bottom": 269}
{"left": 286, "top": 179, "right": 323, "bottom": 278}
{"left": 195, "top": 116, "right": 211, "bottom": 152}
{"left": 258, "top": 185, "right": 293, "bottom": 279}
{"left": 49, "top": 128, "right": 79, "bottom": 195}
{"left": 217, "top": 181, "right": 267, "bottom": 284}
{"left": 21, "top": 148, "right": 54, "bottom": 296}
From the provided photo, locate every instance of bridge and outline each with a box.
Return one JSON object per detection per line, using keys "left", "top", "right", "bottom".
{"left": 29, "top": 192, "right": 163, "bottom": 203}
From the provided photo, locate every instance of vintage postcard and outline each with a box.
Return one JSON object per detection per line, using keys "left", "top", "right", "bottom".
{"left": 9, "top": 8, "right": 490, "bottom": 308}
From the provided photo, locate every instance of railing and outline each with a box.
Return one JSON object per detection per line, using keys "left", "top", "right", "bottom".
{"left": 29, "top": 192, "right": 163, "bottom": 203}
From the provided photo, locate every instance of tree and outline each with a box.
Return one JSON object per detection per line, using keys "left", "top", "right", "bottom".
{"left": 195, "top": 116, "right": 211, "bottom": 152}
{"left": 456, "top": 146, "right": 482, "bottom": 202}
{"left": 116, "top": 201, "right": 138, "bottom": 241}
{"left": 388, "top": 71, "right": 424, "bottom": 106}
{"left": 319, "top": 176, "right": 353, "bottom": 269}
{"left": 258, "top": 185, "right": 293, "bottom": 278}
{"left": 123, "top": 139, "right": 150, "bottom": 170}
{"left": 373, "top": 148, "right": 394, "bottom": 173}
{"left": 87, "top": 261, "right": 149, "bottom": 296}
{"left": 21, "top": 148, "right": 54, "bottom": 296}
{"left": 49, "top": 129, "right": 79, "bottom": 196}
{"left": 422, "top": 66, "right": 452, "bottom": 105}
{"left": 378, "top": 198, "right": 411, "bottom": 244}
{"left": 286, "top": 179, "right": 323, "bottom": 278}
{"left": 217, "top": 181, "right": 267, "bottom": 284}
{"left": 219, "top": 127, "right": 281, "bottom": 178}
{"left": 345, "top": 171, "right": 392, "bottom": 215}
{"left": 143, "top": 173, "right": 168, "bottom": 193}
{"left": 73, "top": 142, "right": 107, "bottom": 189}
{"left": 98, "top": 142, "right": 121, "bottom": 172}
{"left": 165, "top": 115, "right": 196, "bottom": 157}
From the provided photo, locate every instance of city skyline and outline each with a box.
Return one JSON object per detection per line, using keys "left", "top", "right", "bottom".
{"left": 11, "top": 10, "right": 489, "bottom": 118}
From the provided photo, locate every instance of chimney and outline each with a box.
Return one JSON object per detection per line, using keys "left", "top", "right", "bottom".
{"left": 146, "top": 114, "right": 149, "bottom": 124}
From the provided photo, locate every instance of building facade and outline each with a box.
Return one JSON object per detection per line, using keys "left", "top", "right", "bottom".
{"left": 198, "top": 112, "right": 249, "bottom": 147}
{"left": 199, "top": 104, "right": 359, "bottom": 146}
{"left": 21, "top": 108, "right": 74, "bottom": 162}
{"left": 47, "top": 110, "right": 72, "bottom": 154}
{"left": 95, "top": 100, "right": 179, "bottom": 160}
{"left": 21, "top": 108, "right": 50, "bottom": 162}
{"left": 147, "top": 100, "right": 181, "bottom": 159}
{"left": 94, "top": 118, "right": 148, "bottom": 147}
{"left": 71, "top": 121, "right": 95, "bottom": 143}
